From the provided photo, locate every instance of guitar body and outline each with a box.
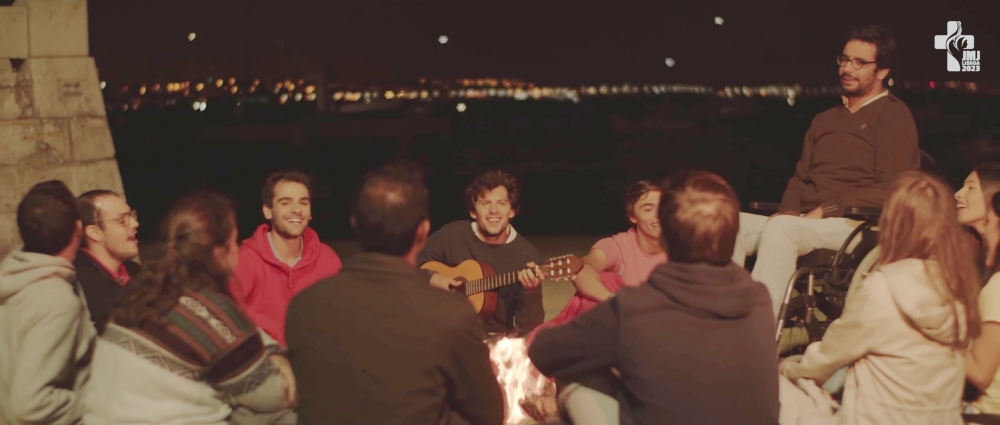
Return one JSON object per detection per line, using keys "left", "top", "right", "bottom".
{"left": 420, "top": 259, "right": 499, "bottom": 317}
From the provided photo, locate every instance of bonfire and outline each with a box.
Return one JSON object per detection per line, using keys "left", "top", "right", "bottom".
{"left": 487, "top": 336, "right": 560, "bottom": 425}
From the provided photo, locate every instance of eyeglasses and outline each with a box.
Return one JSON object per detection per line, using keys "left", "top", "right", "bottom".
{"left": 837, "top": 55, "right": 876, "bottom": 70}
{"left": 98, "top": 210, "right": 138, "bottom": 227}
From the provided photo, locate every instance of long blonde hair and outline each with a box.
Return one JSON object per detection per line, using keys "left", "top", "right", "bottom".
{"left": 878, "top": 170, "right": 982, "bottom": 346}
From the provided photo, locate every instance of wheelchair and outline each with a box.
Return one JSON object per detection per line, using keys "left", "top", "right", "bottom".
{"left": 749, "top": 150, "right": 939, "bottom": 356}
{"left": 745, "top": 202, "right": 882, "bottom": 356}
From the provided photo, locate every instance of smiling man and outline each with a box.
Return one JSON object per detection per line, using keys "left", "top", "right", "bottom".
{"left": 732, "top": 24, "right": 920, "bottom": 316}
{"left": 231, "top": 169, "right": 342, "bottom": 347}
{"left": 418, "top": 170, "right": 544, "bottom": 336}
{"left": 75, "top": 190, "right": 142, "bottom": 334}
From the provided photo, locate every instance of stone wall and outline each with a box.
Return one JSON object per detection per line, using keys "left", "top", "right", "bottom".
{"left": 0, "top": 0, "right": 125, "bottom": 259}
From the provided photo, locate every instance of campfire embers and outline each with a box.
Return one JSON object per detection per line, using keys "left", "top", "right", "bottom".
{"left": 487, "top": 336, "right": 559, "bottom": 425}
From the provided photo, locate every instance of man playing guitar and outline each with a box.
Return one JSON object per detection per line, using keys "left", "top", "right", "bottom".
{"left": 418, "top": 170, "right": 545, "bottom": 337}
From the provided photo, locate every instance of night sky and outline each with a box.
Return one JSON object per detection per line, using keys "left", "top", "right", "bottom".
{"left": 22, "top": 1, "right": 1000, "bottom": 85}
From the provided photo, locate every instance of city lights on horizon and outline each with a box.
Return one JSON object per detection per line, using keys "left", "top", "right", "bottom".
{"left": 100, "top": 74, "right": 988, "bottom": 113}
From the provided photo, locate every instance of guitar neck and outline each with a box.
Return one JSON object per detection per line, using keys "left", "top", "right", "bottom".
{"left": 465, "top": 270, "right": 521, "bottom": 296}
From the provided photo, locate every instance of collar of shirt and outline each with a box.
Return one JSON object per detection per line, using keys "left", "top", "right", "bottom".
{"left": 841, "top": 89, "right": 889, "bottom": 114}
{"left": 82, "top": 247, "right": 131, "bottom": 285}
{"left": 471, "top": 222, "right": 517, "bottom": 244}
{"left": 268, "top": 231, "right": 303, "bottom": 267}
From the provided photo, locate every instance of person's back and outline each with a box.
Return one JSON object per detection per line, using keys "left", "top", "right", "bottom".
{"left": 616, "top": 261, "right": 776, "bottom": 423}
{"left": 781, "top": 171, "right": 982, "bottom": 424}
{"left": 529, "top": 171, "right": 778, "bottom": 424}
{"left": 286, "top": 159, "right": 503, "bottom": 425}
{"left": 288, "top": 254, "right": 502, "bottom": 424}
{"left": 0, "top": 181, "right": 94, "bottom": 425}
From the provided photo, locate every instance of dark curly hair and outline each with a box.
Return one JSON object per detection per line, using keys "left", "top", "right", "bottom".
{"left": 110, "top": 190, "right": 237, "bottom": 327}
{"left": 465, "top": 170, "right": 521, "bottom": 214}
{"left": 847, "top": 24, "right": 898, "bottom": 74}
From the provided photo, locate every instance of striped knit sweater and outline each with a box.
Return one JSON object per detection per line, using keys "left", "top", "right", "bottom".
{"left": 103, "top": 286, "right": 284, "bottom": 397}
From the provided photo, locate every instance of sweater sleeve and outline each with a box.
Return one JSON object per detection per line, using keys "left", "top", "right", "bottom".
{"left": 781, "top": 272, "right": 882, "bottom": 383}
{"left": 417, "top": 225, "right": 454, "bottom": 281}
{"left": 9, "top": 289, "right": 88, "bottom": 425}
{"left": 513, "top": 244, "right": 544, "bottom": 336}
{"left": 528, "top": 298, "right": 620, "bottom": 379}
{"left": 818, "top": 104, "right": 920, "bottom": 217}
{"left": 779, "top": 119, "right": 816, "bottom": 214}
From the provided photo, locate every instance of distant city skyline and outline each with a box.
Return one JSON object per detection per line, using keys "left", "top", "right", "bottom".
{"left": 70, "top": 0, "right": 1000, "bottom": 86}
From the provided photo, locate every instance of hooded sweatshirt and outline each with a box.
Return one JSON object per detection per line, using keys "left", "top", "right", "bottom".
{"left": 0, "top": 247, "right": 96, "bottom": 425}
{"left": 230, "top": 224, "right": 342, "bottom": 346}
{"left": 529, "top": 261, "right": 779, "bottom": 425}
{"left": 782, "top": 258, "right": 967, "bottom": 425}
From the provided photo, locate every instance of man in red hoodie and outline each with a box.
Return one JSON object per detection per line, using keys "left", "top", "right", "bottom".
{"left": 231, "top": 169, "right": 342, "bottom": 347}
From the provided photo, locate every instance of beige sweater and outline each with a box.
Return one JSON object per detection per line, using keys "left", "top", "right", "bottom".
{"left": 781, "top": 259, "right": 967, "bottom": 425}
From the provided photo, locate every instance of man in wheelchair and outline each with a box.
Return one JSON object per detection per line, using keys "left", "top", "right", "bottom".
{"left": 731, "top": 24, "right": 920, "bottom": 320}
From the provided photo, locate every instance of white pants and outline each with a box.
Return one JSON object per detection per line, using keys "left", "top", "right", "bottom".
{"left": 732, "top": 213, "right": 858, "bottom": 316}
{"left": 559, "top": 383, "right": 619, "bottom": 425}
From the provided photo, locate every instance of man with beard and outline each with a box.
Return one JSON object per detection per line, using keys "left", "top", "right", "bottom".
{"left": 231, "top": 169, "right": 342, "bottom": 347}
{"left": 75, "top": 190, "right": 142, "bottom": 334}
{"left": 418, "top": 170, "right": 544, "bottom": 336}
{"left": 732, "top": 24, "right": 920, "bottom": 316}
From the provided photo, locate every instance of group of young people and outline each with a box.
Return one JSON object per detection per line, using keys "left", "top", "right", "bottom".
{"left": 2, "top": 22, "right": 1000, "bottom": 425}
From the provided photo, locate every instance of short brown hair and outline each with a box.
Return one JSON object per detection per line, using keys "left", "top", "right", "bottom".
{"left": 624, "top": 179, "right": 661, "bottom": 227}
{"left": 465, "top": 170, "right": 520, "bottom": 214}
{"left": 18, "top": 180, "right": 81, "bottom": 255}
{"left": 261, "top": 169, "right": 312, "bottom": 207}
{"left": 658, "top": 170, "right": 740, "bottom": 264}
{"left": 78, "top": 189, "right": 119, "bottom": 230}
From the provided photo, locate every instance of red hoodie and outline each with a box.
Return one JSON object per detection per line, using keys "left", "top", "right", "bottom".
{"left": 230, "top": 223, "right": 342, "bottom": 346}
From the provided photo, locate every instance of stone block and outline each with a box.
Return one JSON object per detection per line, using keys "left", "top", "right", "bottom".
{"left": 0, "top": 211, "right": 21, "bottom": 260}
{"left": 23, "top": 58, "right": 105, "bottom": 118}
{"left": 74, "top": 158, "right": 124, "bottom": 195}
{"left": 16, "top": 162, "right": 75, "bottom": 197}
{"left": 0, "top": 86, "right": 37, "bottom": 119}
{"left": 0, "top": 6, "right": 29, "bottom": 59}
{"left": 13, "top": 0, "right": 89, "bottom": 58}
{"left": 0, "top": 166, "right": 20, "bottom": 213}
{"left": 0, "top": 119, "right": 71, "bottom": 166}
{"left": 70, "top": 117, "right": 115, "bottom": 161}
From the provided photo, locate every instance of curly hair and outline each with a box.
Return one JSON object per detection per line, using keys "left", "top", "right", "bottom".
{"left": 110, "top": 190, "right": 237, "bottom": 327}
{"left": 465, "top": 170, "right": 521, "bottom": 214}
{"left": 847, "top": 24, "right": 898, "bottom": 73}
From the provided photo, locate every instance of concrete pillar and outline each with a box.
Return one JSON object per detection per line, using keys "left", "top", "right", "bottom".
{"left": 0, "top": 0, "right": 125, "bottom": 259}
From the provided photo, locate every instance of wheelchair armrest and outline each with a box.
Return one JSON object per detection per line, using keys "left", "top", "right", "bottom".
{"left": 844, "top": 207, "right": 881, "bottom": 222}
{"left": 749, "top": 202, "right": 780, "bottom": 214}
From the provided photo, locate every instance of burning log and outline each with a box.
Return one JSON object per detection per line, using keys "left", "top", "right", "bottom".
{"left": 487, "top": 336, "right": 560, "bottom": 425}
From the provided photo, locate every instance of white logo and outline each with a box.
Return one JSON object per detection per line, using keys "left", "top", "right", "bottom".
{"left": 935, "top": 21, "right": 980, "bottom": 72}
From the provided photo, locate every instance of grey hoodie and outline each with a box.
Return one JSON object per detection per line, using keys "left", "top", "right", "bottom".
{"left": 0, "top": 247, "right": 96, "bottom": 425}
{"left": 529, "top": 261, "right": 779, "bottom": 425}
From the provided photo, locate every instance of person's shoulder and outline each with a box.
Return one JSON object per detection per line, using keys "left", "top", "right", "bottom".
{"left": 872, "top": 92, "right": 915, "bottom": 118}
{"left": 21, "top": 277, "right": 82, "bottom": 314}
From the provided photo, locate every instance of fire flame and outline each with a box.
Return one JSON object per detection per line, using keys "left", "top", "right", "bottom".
{"left": 488, "top": 337, "right": 559, "bottom": 425}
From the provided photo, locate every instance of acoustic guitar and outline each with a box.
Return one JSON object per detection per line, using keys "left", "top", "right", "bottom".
{"left": 421, "top": 255, "right": 584, "bottom": 316}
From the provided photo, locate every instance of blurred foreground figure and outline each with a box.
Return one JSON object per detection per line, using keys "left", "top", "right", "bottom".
{"left": 84, "top": 191, "right": 297, "bottom": 425}
{"left": 286, "top": 159, "right": 503, "bottom": 425}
